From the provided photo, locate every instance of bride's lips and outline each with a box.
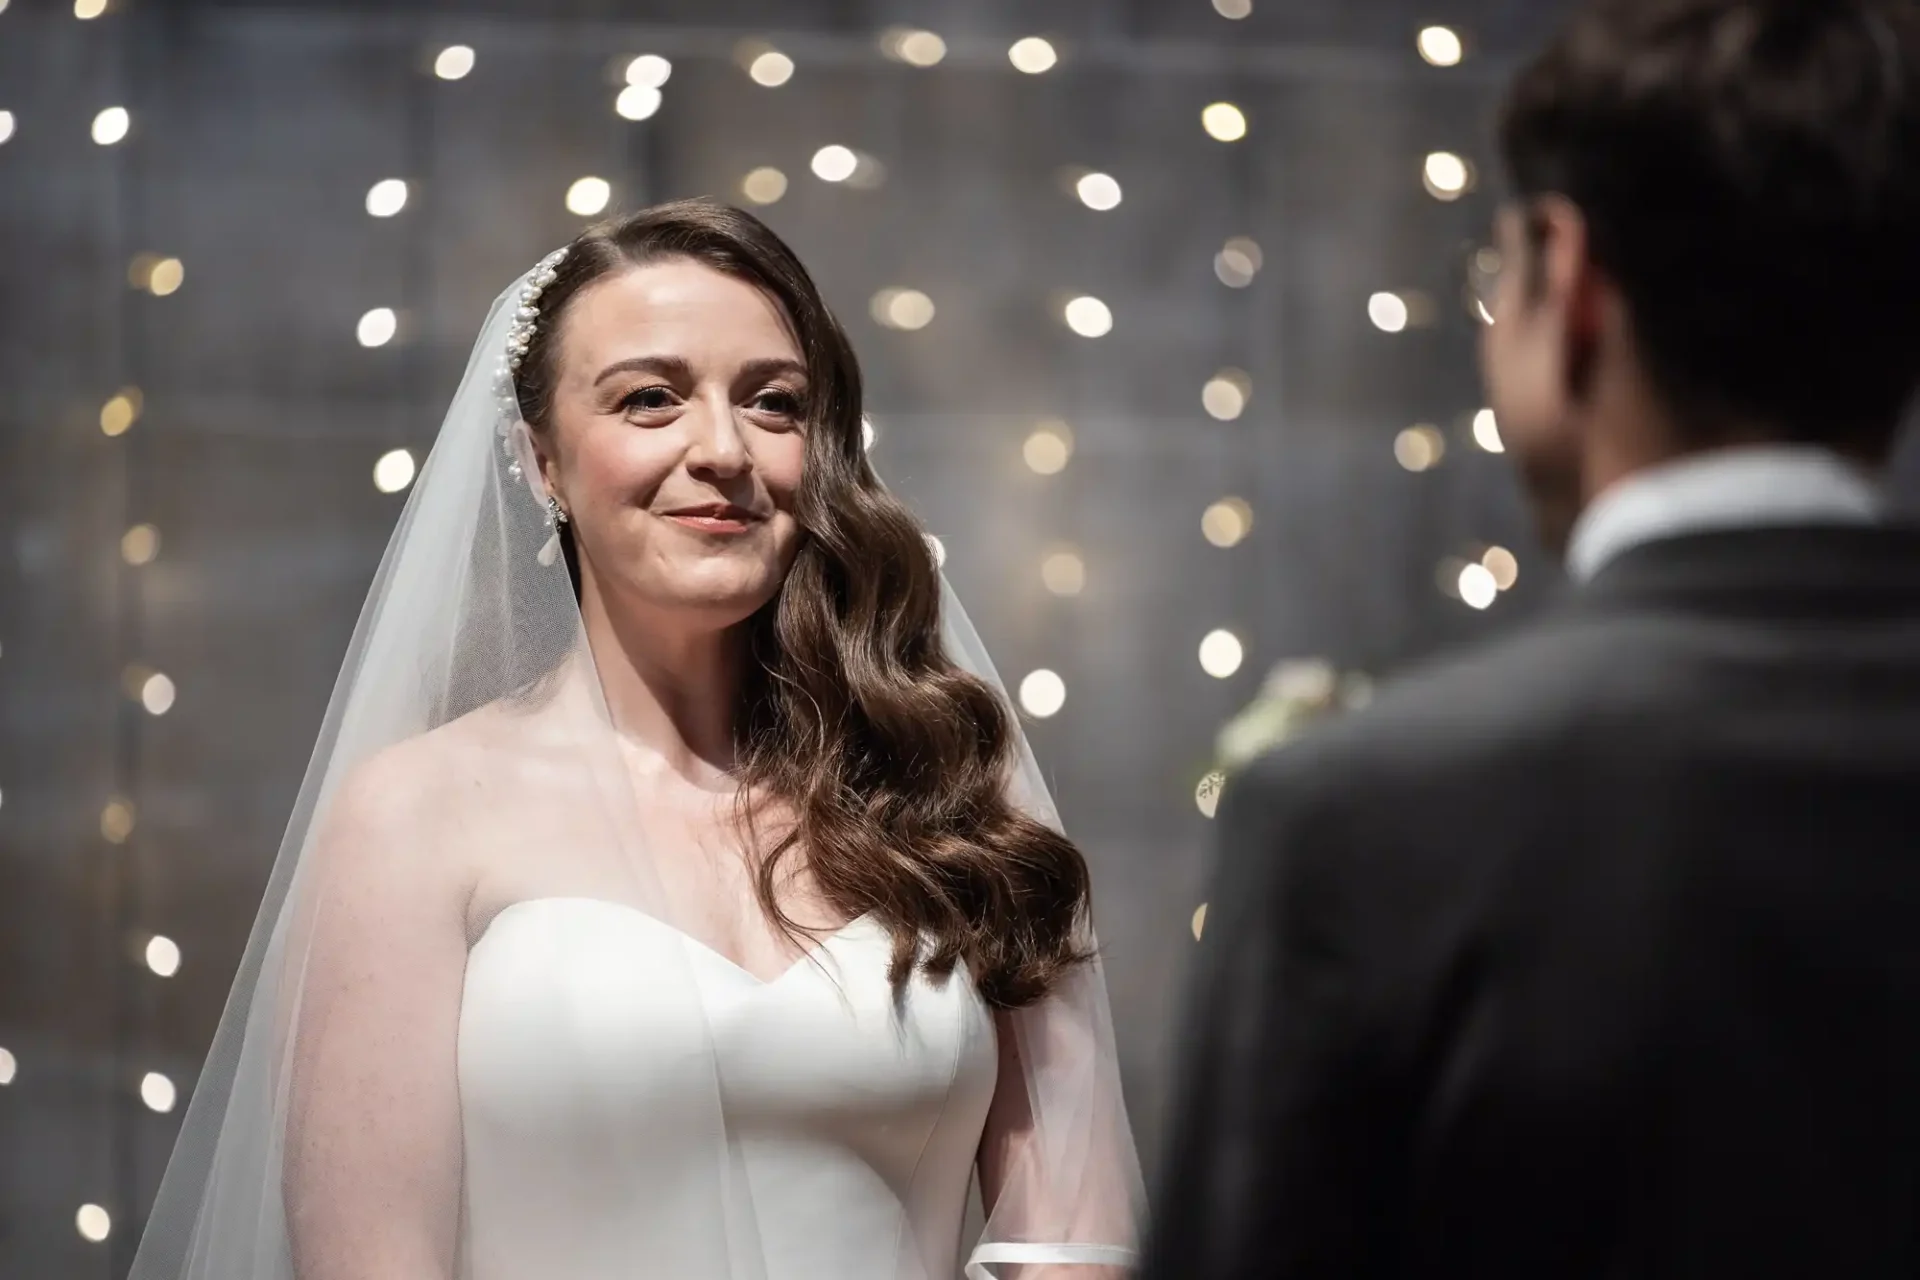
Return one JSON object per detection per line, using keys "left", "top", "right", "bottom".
{"left": 660, "top": 503, "right": 764, "bottom": 534}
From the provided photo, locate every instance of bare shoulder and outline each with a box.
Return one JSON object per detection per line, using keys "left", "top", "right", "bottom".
{"left": 314, "top": 700, "right": 538, "bottom": 889}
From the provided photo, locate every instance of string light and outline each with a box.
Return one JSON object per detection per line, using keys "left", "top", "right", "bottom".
{"left": 740, "top": 166, "right": 788, "bottom": 205}
{"left": 1214, "top": 236, "right": 1262, "bottom": 287}
{"left": 624, "top": 54, "right": 672, "bottom": 88}
{"left": 1472, "top": 408, "right": 1504, "bottom": 452}
{"left": 1483, "top": 545, "right": 1520, "bottom": 590}
{"left": 1195, "top": 772, "right": 1225, "bottom": 819}
{"left": 1202, "top": 369, "right": 1252, "bottom": 421}
{"left": 1458, "top": 562, "right": 1498, "bottom": 610}
{"left": 433, "top": 45, "right": 475, "bottom": 80}
{"left": 145, "top": 935, "right": 181, "bottom": 977}
{"left": 1191, "top": 902, "right": 1209, "bottom": 938}
{"left": 1041, "top": 549, "right": 1086, "bottom": 597}
{"left": 1019, "top": 669, "right": 1067, "bottom": 718}
{"left": 74, "top": 0, "right": 108, "bottom": 19}
{"left": 869, "top": 288, "right": 935, "bottom": 332}
{"left": 1369, "top": 291, "right": 1410, "bottom": 333}
{"left": 99, "top": 388, "right": 142, "bottom": 437}
{"left": 1418, "top": 25, "right": 1465, "bottom": 67}
{"left": 0, "top": 112, "right": 15, "bottom": 146}
{"left": 747, "top": 49, "right": 795, "bottom": 87}
{"left": 880, "top": 28, "right": 947, "bottom": 67}
{"left": 1201, "top": 102, "right": 1247, "bottom": 142}
{"left": 810, "top": 145, "right": 857, "bottom": 183}
{"left": 121, "top": 525, "right": 160, "bottom": 565}
{"left": 140, "top": 673, "right": 175, "bottom": 716}
{"left": 1202, "top": 497, "right": 1253, "bottom": 548}
{"left": 1199, "top": 629, "right": 1245, "bottom": 678}
{"left": 1422, "top": 151, "right": 1473, "bottom": 201}
{"left": 148, "top": 257, "right": 184, "bottom": 296}
{"left": 91, "top": 106, "right": 130, "bottom": 145}
{"left": 1213, "top": 0, "right": 1252, "bottom": 17}
{"left": 139, "top": 1071, "right": 176, "bottom": 1113}
{"left": 373, "top": 449, "right": 416, "bottom": 494}
{"left": 76, "top": 1205, "right": 111, "bottom": 1243}
{"left": 1063, "top": 296, "right": 1113, "bottom": 338}
{"left": 356, "top": 308, "right": 397, "bottom": 348}
{"left": 615, "top": 85, "right": 662, "bottom": 120}
{"left": 1009, "top": 37, "right": 1058, "bottom": 74}
{"left": 1394, "top": 424, "right": 1446, "bottom": 471}
{"left": 365, "top": 178, "right": 408, "bottom": 217}
{"left": 1024, "top": 421, "right": 1074, "bottom": 475}
{"left": 1075, "top": 172, "right": 1122, "bottom": 211}
{"left": 565, "top": 176, "right": 610, "bottom": 215}
{"left": 100, "top": 798, "right": 135, "bottom": 845}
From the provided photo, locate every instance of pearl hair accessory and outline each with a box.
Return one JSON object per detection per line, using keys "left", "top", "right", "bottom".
{"left": 496, "top": 245, "right": 570, "bottom": 477}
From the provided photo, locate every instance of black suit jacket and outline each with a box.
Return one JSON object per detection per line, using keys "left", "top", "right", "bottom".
{"left": 1146, "top": 525, "right": 1920, "bottom": 1279}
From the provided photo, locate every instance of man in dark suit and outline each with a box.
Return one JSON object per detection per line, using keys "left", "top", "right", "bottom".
{"left": 1146, "top": 1, "right": 1920, "bottom": 1276}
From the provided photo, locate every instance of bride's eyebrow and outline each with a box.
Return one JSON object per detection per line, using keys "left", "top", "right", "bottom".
{"left": 593, "top": 354, "right": 692, "bottom": 387}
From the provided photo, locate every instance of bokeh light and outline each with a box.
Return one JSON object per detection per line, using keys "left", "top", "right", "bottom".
{"left": 811, "top": 145, "right": 857, "bottom": 183}
{"left": 145, "top": 934, "right": 180, "bottom": 977}
{"left": 374, "top": 448, "right": 417, "bottom": 493}
{"left": 1394, "top": 424, "right": 1446, "bottom": 472}
{"left": 740, "top": 166, "right": 788, "bottom": 205}
{"left": 121, "top": 525, "right": 160, "bottom": 566}
{"left": 1214, "top": 236, "right": 1262, "bottom": 287}
{"left": 433, "top": 45, "right": 474, "bottom": 80}
{"left": 140, "top": 673, "right": 175, "bottom": 716}
{"left": 870, "top": 287, "right": 936, "bottom": 331}
{"left": 100, "top": 798, "right": 135, "bottom": 844}
{"left": 1369, "top": 291, "right": 1410, "bottom": 333}
{"left": 91, "top": 106, "right": 129, "bottom": 145}
{"left": 565, "top": 176, "right": 611, "bottom": 215}
{"left": 140, "top": 1071, "right": 176, "bottom": 1113}
{"left": 1075, "top": 172, "right": 1122, "bottom": 211}
{"left": 882, "top": 28, "right": 947, "bottom": 67}
{"left": 1483, "top": 545, "right": 1520, "bottom": 591}
{"left": 1459, "top": 562, "right": 1499, "bottom": 610}
{"left": 748, "top": 50, "right": 794, "bottom": 86}
{"left": 77, "top": 1205, "right": 111, "bottom": 1243}
{"left": 625, "top": 54, "right": 672, "bottom": 87}
{"left": 1202, "top": 497, "right": 1254, "bottom": 548}
{"left": 1024, "top": 421, "right": 1074, "bottom": 475}
{"left": 1423, "top": 150, "right": 1473, "bottom": 200}
{"left": 1041, "top": 549, "right": 1086, "bottom": 597}
{"left": 0, "top": 1046, "right": 14, "bottom": 1085}
{"left": 1009, "top": 37, "right": 1058, "bottom": 73}
{"left": 1200, "top": 630, "right": 1245, "bottom": 679}
{"left": 1202, "top": 102, "right": 1247, "bottom": 141}
{"left": 1019, "top": 669, "right": 1067, "bottom": 718}
{"left": 99, "top": 388, "right": 142, "bottom": 437}
{"left": 356, "top": 308, "right": 397, "bottom": 348}
{"left": 615, "top": 84, "right": 662, "bottom": 120}
{"left": 1213, "top": 0, "right": 1252, "bottom": 17}
{"left": 148, "top": 257, "right": 184, "bottom": 296}
{"left": 1202, "top": 369, "right": 1252, "bottom": 421}
{"left": 0, "top": 112, "right": 15, "bottom": 146}
{"left": 1473, "top": 408, "right": 1504, "bottom": 453}
{"left": 365, "top": 178, "right": 408, "bottom": 217}
{"left": 1418, "top": 25, "right": 1465, "bottom": 67}
{"left": 1063, "top": 296, "right": 1113, "bottom": 338}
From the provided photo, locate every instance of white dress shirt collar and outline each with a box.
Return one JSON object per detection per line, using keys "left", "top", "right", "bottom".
{"left": 1566, "top": 445, "right": 1882, "bottom": 582}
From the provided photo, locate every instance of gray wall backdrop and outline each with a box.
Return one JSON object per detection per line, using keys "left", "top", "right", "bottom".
{"left": 4, "top": 0, "right": 1917, "bottom": 1275}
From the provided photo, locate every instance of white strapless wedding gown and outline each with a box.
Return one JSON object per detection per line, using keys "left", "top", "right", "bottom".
{"left": 457, "top": 897, "right": 1000, "bottom": 1280}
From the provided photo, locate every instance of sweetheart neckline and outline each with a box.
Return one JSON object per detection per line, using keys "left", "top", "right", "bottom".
{"left": 474, "top": 895, "right": 882, "bottom": 988}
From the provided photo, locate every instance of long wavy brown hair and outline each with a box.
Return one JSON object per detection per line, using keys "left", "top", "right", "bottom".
{"left": 513, "top": 199, "right": 1091, "bottom": 1009}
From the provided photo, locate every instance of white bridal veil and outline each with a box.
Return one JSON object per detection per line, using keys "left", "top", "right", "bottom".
{"left": 127, "top": 255, "right": 1143, "bottom": 1279}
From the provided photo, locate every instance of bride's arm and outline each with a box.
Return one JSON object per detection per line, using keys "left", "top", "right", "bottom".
{"left": 972, "top": 972, "right": 1144, "bottom": 1280}
{"left": 283, "top": 759, "right": 469, "bottom": 1280}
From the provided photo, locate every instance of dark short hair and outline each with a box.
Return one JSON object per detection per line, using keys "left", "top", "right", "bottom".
{"left": 1498, "top": 0, "right": 1920, "bottom": 455}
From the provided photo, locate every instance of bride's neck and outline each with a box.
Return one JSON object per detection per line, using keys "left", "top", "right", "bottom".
{"left": 575, "top": 570, "right": 745, "bottom": 782}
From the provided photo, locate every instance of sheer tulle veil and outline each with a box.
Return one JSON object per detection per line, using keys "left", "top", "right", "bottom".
{"left": 127, "top": 251, "right": 1143, "bottom": 1280}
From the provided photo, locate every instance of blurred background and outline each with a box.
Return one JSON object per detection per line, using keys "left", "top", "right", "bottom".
{"left": 3, "top": 0, "right": 1917, "bottom": 1274}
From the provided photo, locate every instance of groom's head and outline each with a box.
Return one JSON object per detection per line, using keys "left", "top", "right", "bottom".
{"left": 1483, "top": 0, "right": 1920, "bottom": 554}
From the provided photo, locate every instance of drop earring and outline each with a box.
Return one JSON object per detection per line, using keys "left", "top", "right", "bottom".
{"left": 538, "top": 496, "right": 568, "bottom": 567}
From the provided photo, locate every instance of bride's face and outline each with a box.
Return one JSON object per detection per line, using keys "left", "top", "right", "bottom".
{"left": 536, "top": 258, "right": 809, "bottom": 629}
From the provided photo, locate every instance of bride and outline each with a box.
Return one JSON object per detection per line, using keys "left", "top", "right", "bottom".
{"left": 127, "top": 199, "right": 1142, "bottom": 1280}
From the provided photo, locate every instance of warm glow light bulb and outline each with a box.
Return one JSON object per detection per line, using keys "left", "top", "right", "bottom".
{"left": 749, "top": 50, "right": 795, "bottom": 87}
{"left": 615, "top": 84, "right": 662, "bottom": 120}
{"left": 1418, "top": 25, "right": 1465, "bottom": 67}
{"left": 1075, "top": 172, "right": 1122, "bottom": 211}
{"left": 365, "top": 178, "right": 408, "bottom": 217}
{"left": 1009, "top": 37, "right": 1058, "bottom": 73}
{"left": 566, "top": 176, "right": 611, "bottom": 216}
{"left": 140, "top": 1071, "right": 177, "bottom": 1113}
{"left": 1369, "top": 291, "right": 1410, "bottom": 333}
{"left": 433, "top": 45, "right": 475, "bottom": 80}
{"left": 811, "top": 145, "right": 857, "bottom": 183}
{"left": 77, "top": 1205, "right": 111, "bottom": 1243}
{"left": 357, "top": 308, "right": 398, "bottom": 348}
{"left": 145, "top": 934, "right": 181, "bottom": 977}
{"left": 1063, "top": 296, "right": 1113, "bottom": 337}
{"left": 1202, "top": 102, "right": 1247, "bottom": 142}
{"left": 91, "top": 106, "right": 130, "bottom": 145}
{"left": 1473, "top": 408, "right": 1504, "bottom": 453}
{"left": 625, "top": 54, "right": 672, "bottom": 87}
{"left": 374, "top": 448, "right": 417, "bottom": 494}
{"left": 741, "top": 166, "right": 788, "bottom": 205}
{"left": 1199, "top": 630, "right": 1245, "bottom": 679}
{"left": 1019, "top": 669, "right": 1067, "bottom": 718}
